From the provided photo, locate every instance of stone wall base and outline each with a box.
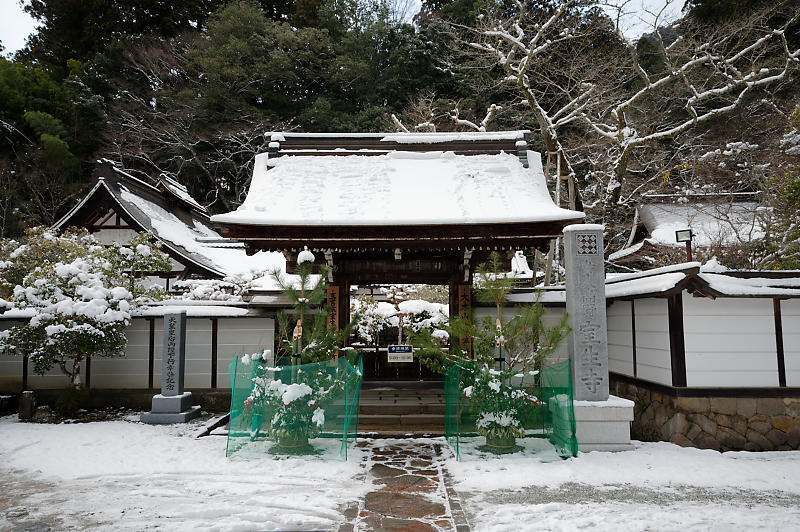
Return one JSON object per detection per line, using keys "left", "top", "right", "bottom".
{"left": 7, "top": 389, "right": 233, "bottom": 414}
{"left": 611, "top": 377, "right": 800, "bottom": 451}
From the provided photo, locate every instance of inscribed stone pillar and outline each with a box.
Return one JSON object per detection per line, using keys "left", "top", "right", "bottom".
{"left": 161, "top": 311, "right": 186, "bottom": 396}
{"left": 564, "top": 224, "right": 609, "bottom": 401}
{"left": 141, "top": 310, "right": 201, "bottom": 424}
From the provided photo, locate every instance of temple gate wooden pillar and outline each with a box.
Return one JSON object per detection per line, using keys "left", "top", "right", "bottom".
{"left": 449, "top": 279, "right": 473, "bottom": 355}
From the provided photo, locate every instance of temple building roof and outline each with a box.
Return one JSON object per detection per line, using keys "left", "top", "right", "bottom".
{"left": 54, "top": 161, "right": 283, "bottom": 279}
{"left": 212, "top": 150, "right": 579, "bottom": 227}
{"left": 211, "top": 132, "right": 584, "bottom": 256}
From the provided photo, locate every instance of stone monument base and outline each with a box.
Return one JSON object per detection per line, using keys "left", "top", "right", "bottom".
{"left": 573, "top": 395, "right": 635, "bottom": 452}
{"left": 140, "top": 392, "right": 202, "bottom": 424}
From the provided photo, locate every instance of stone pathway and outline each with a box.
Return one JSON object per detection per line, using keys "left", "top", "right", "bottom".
{"left": 340, "top": 440, "right": 470, "bottom": 532}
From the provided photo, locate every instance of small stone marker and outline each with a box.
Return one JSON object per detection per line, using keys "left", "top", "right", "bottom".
{"left": 564, "top": 224, "right": 610, "bottom": 402}
{"left": 18, "top": 390, "right": 36, "bottom": 421}
{"left": 141, "top": 311, "right": 202, "bottom": 424}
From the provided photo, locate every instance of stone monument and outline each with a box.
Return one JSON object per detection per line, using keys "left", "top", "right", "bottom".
{"left": 141, "top": 311, "right": 202, "bottom": 424}
{"left": 563, "top": 224, "right": 634, "bottom": 451}
{"left": 564, "top": 224, "right": 609, "bottom": 402}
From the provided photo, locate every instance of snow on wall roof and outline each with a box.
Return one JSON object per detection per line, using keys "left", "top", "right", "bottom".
{"left": 211, "top": 150, "right": 584, "bottom": 226}
{"left": 134, "top": 305, "right": 253, "bottom": 318}
{"left": 699, "top": 273, "right": 800, "bottom": 297}
{"left": 605, "top": 272, "right": 688, "bottom": 298}
{"left": 639, "top": 202, "right": 764, "bottom": 247}
{"left": 506, "top": 262, "right": 800, "bottom": 303}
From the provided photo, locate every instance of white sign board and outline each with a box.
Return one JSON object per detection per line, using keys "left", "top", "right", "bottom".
{"left": 387, "top": 345, "right": 414, "bottom": 363}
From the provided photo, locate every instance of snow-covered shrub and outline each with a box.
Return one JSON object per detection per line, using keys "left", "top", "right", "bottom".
{"left": 0, "top": 228, "right": 171, "bottom": 387}
{"left": 174, "top": 270, "right": 267, "bottom": 301}
{"left": 350, "top": 292, "right": 449, "bottom": 345}
{"left": 463, "top": 366, "right": 541, "bottom": 441}
{"left": 236, "top": 351, "right": 361, "bottom": 448}
{"left": 0, "top": 227, "right": 94, "bottom": 300}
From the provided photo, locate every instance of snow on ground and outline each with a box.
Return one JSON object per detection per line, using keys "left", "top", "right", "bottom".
{"left": 0, "top": 415, "right": 367, "bottom": 531}
{"left": 2, "top": 419, "right": 800, "bottom": 531}
{"left": 446, "top": 440, "right": 800, "bottom": 532}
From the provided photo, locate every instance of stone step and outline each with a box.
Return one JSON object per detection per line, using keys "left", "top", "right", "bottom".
{"left": 360, "top": 390, "right": 444, "bottom": 399}
{"left": 359, "top": 402, "right": 445, "bottom": 415}
{"left": 360, "top": 396, "right": 444, "bottom": 404}
{"left": 359, "top": 413, "right": 444, "bottom": 426}
{"left": 357, "top": 425, "right": 445, "bottom": 437}
{"left": 362, "top": 380, "right": 444, "bottom": 390}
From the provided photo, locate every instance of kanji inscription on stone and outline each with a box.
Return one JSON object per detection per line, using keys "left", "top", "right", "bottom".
{"left": 161, "top": 311, "right": 186, "bottom": 396}
{"left": 564, "top": 225, "right": 610, "bottom": 401}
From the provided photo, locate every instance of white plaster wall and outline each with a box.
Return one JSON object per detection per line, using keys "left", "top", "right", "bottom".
{"left": 90, "top": 319, "right": 151, "bottom": 389}
{"left": 92, "top": 228, "right": 140, "bottom": 245}
{"left": 779, "top": 299, "right": 800, "bottom": 387}
{"left": 473, "top": 306, "right": 569, "bottom": 365}
{"left": 26, "top": 359, "right": 84, "bottom": 389}
{"left": 683, "top": 297, "right": 778, "bottom": 387}
{"left": 607, "top": 300, "right": 634, "bottom": 376}
{"left": 0, "top": 316, "right": 274, "bottom": 391}
{"left": 0, "top": 320, "right": 26, "bottom": 392}
{"left": 184, "top": 318, "right": 213, "bottom": 389}
{"left": 217, "top": 318, "right": 275, "bottom": 389}
{"left": 0, "top": 320, "right": 86, "bottom": 390}
{"left": 633, "top": 298, "right": 672, "bottom": 386}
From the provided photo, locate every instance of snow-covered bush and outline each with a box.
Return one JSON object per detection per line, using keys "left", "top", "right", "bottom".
{"left": 0, "top": 228, "right": 171, "bottom": 387}
{"left": 174, "top": 270, "right": 267, "bottom": 301}
{"left": 241, "top": 357, "right": 333, "bottom": 445}
{"left": 464, "top": 367, "right": 541, "bottom": 442}
{"left": 0, "top": 227, "right": 94, "bottom": 300}
{"left": 350, "top": 292, "right": 449, "bottom": 345}
{"left": 410, "top": 253, "right": 569, "bottom": 450}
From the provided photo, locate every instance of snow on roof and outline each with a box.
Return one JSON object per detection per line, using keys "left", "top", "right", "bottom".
{"left": 507, "top": 289, "right": 566, "bottom": 305}
{"left": 608, "top": 240, "right": 645, "bottom": 261}
{"left": 380, "top": 131, "right": 528, "bottom": 144}
{"left": 506, "top": 261, "right": 800, "bottom": 302}
{"left": 639, "top": 202, "right": 764, "bottom": 247}
{"left": 118, "top": 185, "right": 284, "bottom": 277}
{"left": 212, "top": 150, "right": 583, "bottom": 226}
{"left": 699, "top": 273, "right": 800, "bottom": 297}
{"left": 606, "top": 262, "right": 701, "bottom": 284}
{"left": 158, "top": 175, "right": 205, "bottom": 212}
{"left": 270, "top": 131, "right": 529, "bottom": 142}
{"left": 605, "top": 272, "right": 688, "bottom": 298}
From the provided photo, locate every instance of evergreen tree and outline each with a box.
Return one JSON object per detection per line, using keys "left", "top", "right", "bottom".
{"left": 271, "top": 247, "right": 358, "bottom": 365}
{"left": 19, "top": 0, "right": 224, "bottom": 76}
{"left": 411, "top": 252, "right": 569, "bottom": 373}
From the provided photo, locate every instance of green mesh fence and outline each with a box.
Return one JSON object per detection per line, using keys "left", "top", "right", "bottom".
{"left": 445, "top": 359, "right": 578, "bottom": 460}
{"left": 226, "top": 353, "right": 362, "bottom": 460}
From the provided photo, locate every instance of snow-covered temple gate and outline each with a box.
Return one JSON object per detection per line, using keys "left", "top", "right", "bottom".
{"left": 211, "top": 131, "right": 585, "bottom": 355}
